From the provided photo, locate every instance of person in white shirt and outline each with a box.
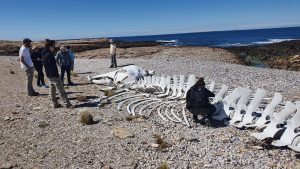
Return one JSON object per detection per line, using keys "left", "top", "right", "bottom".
{"left": 109, "top": 39, "right": 117, "bottom": 68}
{"left": 19, "top": 38, "right": 38, "bottom": 96}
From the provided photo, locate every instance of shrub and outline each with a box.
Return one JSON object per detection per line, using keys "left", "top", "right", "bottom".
{"left": 157, "top": 161, "right": 169, "bottom": 169}
{"left": 71, "top": 71, "right": 78, "bottom": 77}
{"left": 79, "top": 110, "right": 94, "bottom": 125}
{"left": 153, "top": 134, "right": 171, "bottom": 150}
{"left": 76, "top": 95, "right": 87, "bottom": 102}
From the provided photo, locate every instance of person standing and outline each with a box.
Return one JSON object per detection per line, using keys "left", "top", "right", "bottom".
{"left": 109, "top": 39, "right": 117, "bottom": 68}
{"left": 19, "top": 38, "right": 39, "bottom": 96}
{"left": 41, "top": 39, "right": 73, "bottom": 108}
{"left": 66, "top": 46, "right": 75, "bottom": 71}
{"left": 55, "top": 45, "right": 74, "bottom": 86}
{"left": 186, "top": 78, "right": 216, "bottom": 124}
{"left": 31, "top": 45, "right": 48, "bottom": 88}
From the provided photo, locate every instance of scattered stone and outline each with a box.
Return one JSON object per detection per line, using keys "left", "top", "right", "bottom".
{"left": 112, "top": 127, "right": 134, "bottom": 139}
{"left": 0, "top": 163, "right": 12, "bottom": 169}
{"left": 151, "top": 144, "right": 159, "bottom": 148}
{"left": 33, "top": 107, "right": 42, "bottom": 111}
{"left": 252, "top": 146, "right": 264, "bottom": 150}
{"left": 4, "top": 117, "right": 10, "bottom": 121}
{"left": 38, "top": 121, "right": 49, "bottom": 128}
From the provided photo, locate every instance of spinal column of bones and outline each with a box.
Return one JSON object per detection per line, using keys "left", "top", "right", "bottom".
{"left": 102, "top": 73, "right": 300, "bottom": 152}
{"left": 90, "top": 65, "right": 300, "bottom": 151}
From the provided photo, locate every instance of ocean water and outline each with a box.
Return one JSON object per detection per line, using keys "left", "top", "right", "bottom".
{"left": 114, "top": 27, "right": 300, "bottom": 47}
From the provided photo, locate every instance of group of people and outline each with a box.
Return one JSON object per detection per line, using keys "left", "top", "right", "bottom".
{"left": 19, "top": 37, "right": 217, "bottom": 125}
{"left": 19, "top": 38, "right": 75, "bottom": 108}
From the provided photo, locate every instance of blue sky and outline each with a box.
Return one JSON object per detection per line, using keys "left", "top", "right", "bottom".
{"left": 0, "top": 0, "right": 300, "bottom": 40}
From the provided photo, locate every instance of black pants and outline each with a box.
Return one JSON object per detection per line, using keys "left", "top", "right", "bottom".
{"left": 35, "top": 65, "right": 45, "bottom": 86}
{"left": 110, "top": 54, "right": 117, "bottom": 67}
{"left": 189, "top": 104, "right": 216, "bottom": 119}
{"left": 61, "top": 65, "right": 71, "bottom": 84}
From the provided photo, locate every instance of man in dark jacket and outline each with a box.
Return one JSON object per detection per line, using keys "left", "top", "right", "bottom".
{"left": 186, "top": 77, "right": 216, "bottom": 124}
{"left": 56, "top": 45, "right": 74, "bottom": 86}
{"left": 31, "top": 45, "right": 48, "bottom": 88}
{"left": 41, "top": 39, "right": 73, "bottom": 108}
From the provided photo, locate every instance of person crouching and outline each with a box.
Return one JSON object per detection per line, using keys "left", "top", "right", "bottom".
{"left": 186, "top": 77, "right": 216, "bottom": 125}
{"left": 41, "top": 39, "right": 73, "bottom": 108}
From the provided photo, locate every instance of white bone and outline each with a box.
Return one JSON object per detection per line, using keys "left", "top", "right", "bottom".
{"left": 176, "top": 75, "right": 185, "bottom": 97}
{"left": 131, "top": 99, "right": 161, "bottom": 116}
{"left": 170, "top": 75, "right": 179, "bottom": 97}
{"left": 229, "top": 87, "right": 252, "bottom": 124}
{"left": 117, "top": 97, "right": 144, "bottom": 111}
{"left": 181, "top": 106, "right": 190, "bottom": 127}
{"left": 164, "top": 102, "right": 182, "bottom": 123}
{"left": 183, "top": 74, "right": 197, "bottom": 98}
{"left": 157, "top": 103, "right": 169, "bottom": 122}
{"left": 126, "top": 98, "right": 153, "bottom": 115}
{"left": 288, "top": 134, "right": 300, "bottom": 152}
{"left": 137, "top": 100, "right": 162, "bottom": 115}
{"left": 115, "top": 94, "right": 148, "bottom": 103}
{"left": 209, "top": 81, "right": 216, "bottom": 92}
{"left": 244, "top": 92, "right": 283, "bottom": 128}
{"left": 251, "top": 101, "right": 297, "bottom": 140}
{"left": 222, "top": 87, "right": 243, "bottom": 116}
{"left": 211, "top": 84, "right": 229, "bottom": 104}
{"left": 234, "top": 88, "right": 268, "bottom": 128}
{"left": 272, "top": 101, "right": 300, "bottom": 147}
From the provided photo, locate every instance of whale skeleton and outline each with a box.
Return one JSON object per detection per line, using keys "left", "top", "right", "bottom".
{"left": 90, "top": 69, "right": 300, "bottom": 152}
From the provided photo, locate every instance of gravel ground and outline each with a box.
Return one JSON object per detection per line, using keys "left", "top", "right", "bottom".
{"left": 0, "top": 54, "right": 300, "bottom": 169}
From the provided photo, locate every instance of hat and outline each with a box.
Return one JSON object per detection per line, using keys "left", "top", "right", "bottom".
{"left": 109, "top": 39, "right": 114, "bottom": 43}
{"left": 60, "top": 45, "right": 67, "bottom": 50}
{"left": 23, "top": 38, "right": 32, "bottom": 43}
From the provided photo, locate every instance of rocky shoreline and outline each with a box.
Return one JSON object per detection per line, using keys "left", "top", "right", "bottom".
{"left": 225, "top": 40, "right": 300, "bottom": 71}
{"left": 2, "top": 39, "right": 300, "bottom": 71}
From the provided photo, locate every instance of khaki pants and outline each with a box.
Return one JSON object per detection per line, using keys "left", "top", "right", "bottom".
{"left": 24, "top": 67, "right": 35, "bottom": 95}
{"left": 48, "top": 77, "right": 70, "bottom": 105}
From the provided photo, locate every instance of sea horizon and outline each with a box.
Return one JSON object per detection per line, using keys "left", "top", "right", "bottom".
{"left": 113, "top": 26, "right": 300, "bottom": 47}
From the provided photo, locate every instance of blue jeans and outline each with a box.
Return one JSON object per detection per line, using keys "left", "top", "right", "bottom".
{"left": 60, "top": 65, "right": 71, "bottom": 84}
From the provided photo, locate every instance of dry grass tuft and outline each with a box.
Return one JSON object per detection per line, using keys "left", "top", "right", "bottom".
{"left": 79, "top": 110, "right": 94, "bottom": 125}
{"left": 76, "top": 95, "right": 87, "bottom": 102}
{"left": 125, "top": 115, "right": 135, "bottom": 121}
{"left": 9, "top": 69, "right": 15, "bottom": 74}
{"left": 157, "top": 161, "right": 169, "bottom": 169}
{"left": 34, "top": 72, "right": 38, "bottom": 78}
{"left": 71, "top": 71, "right": 78, "bottom": 77}
{"left": 153, "top": 134, "right": 171, "bottom": 150}
{"left": 104, "top": 90, "right": 116, "bottom": 97}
